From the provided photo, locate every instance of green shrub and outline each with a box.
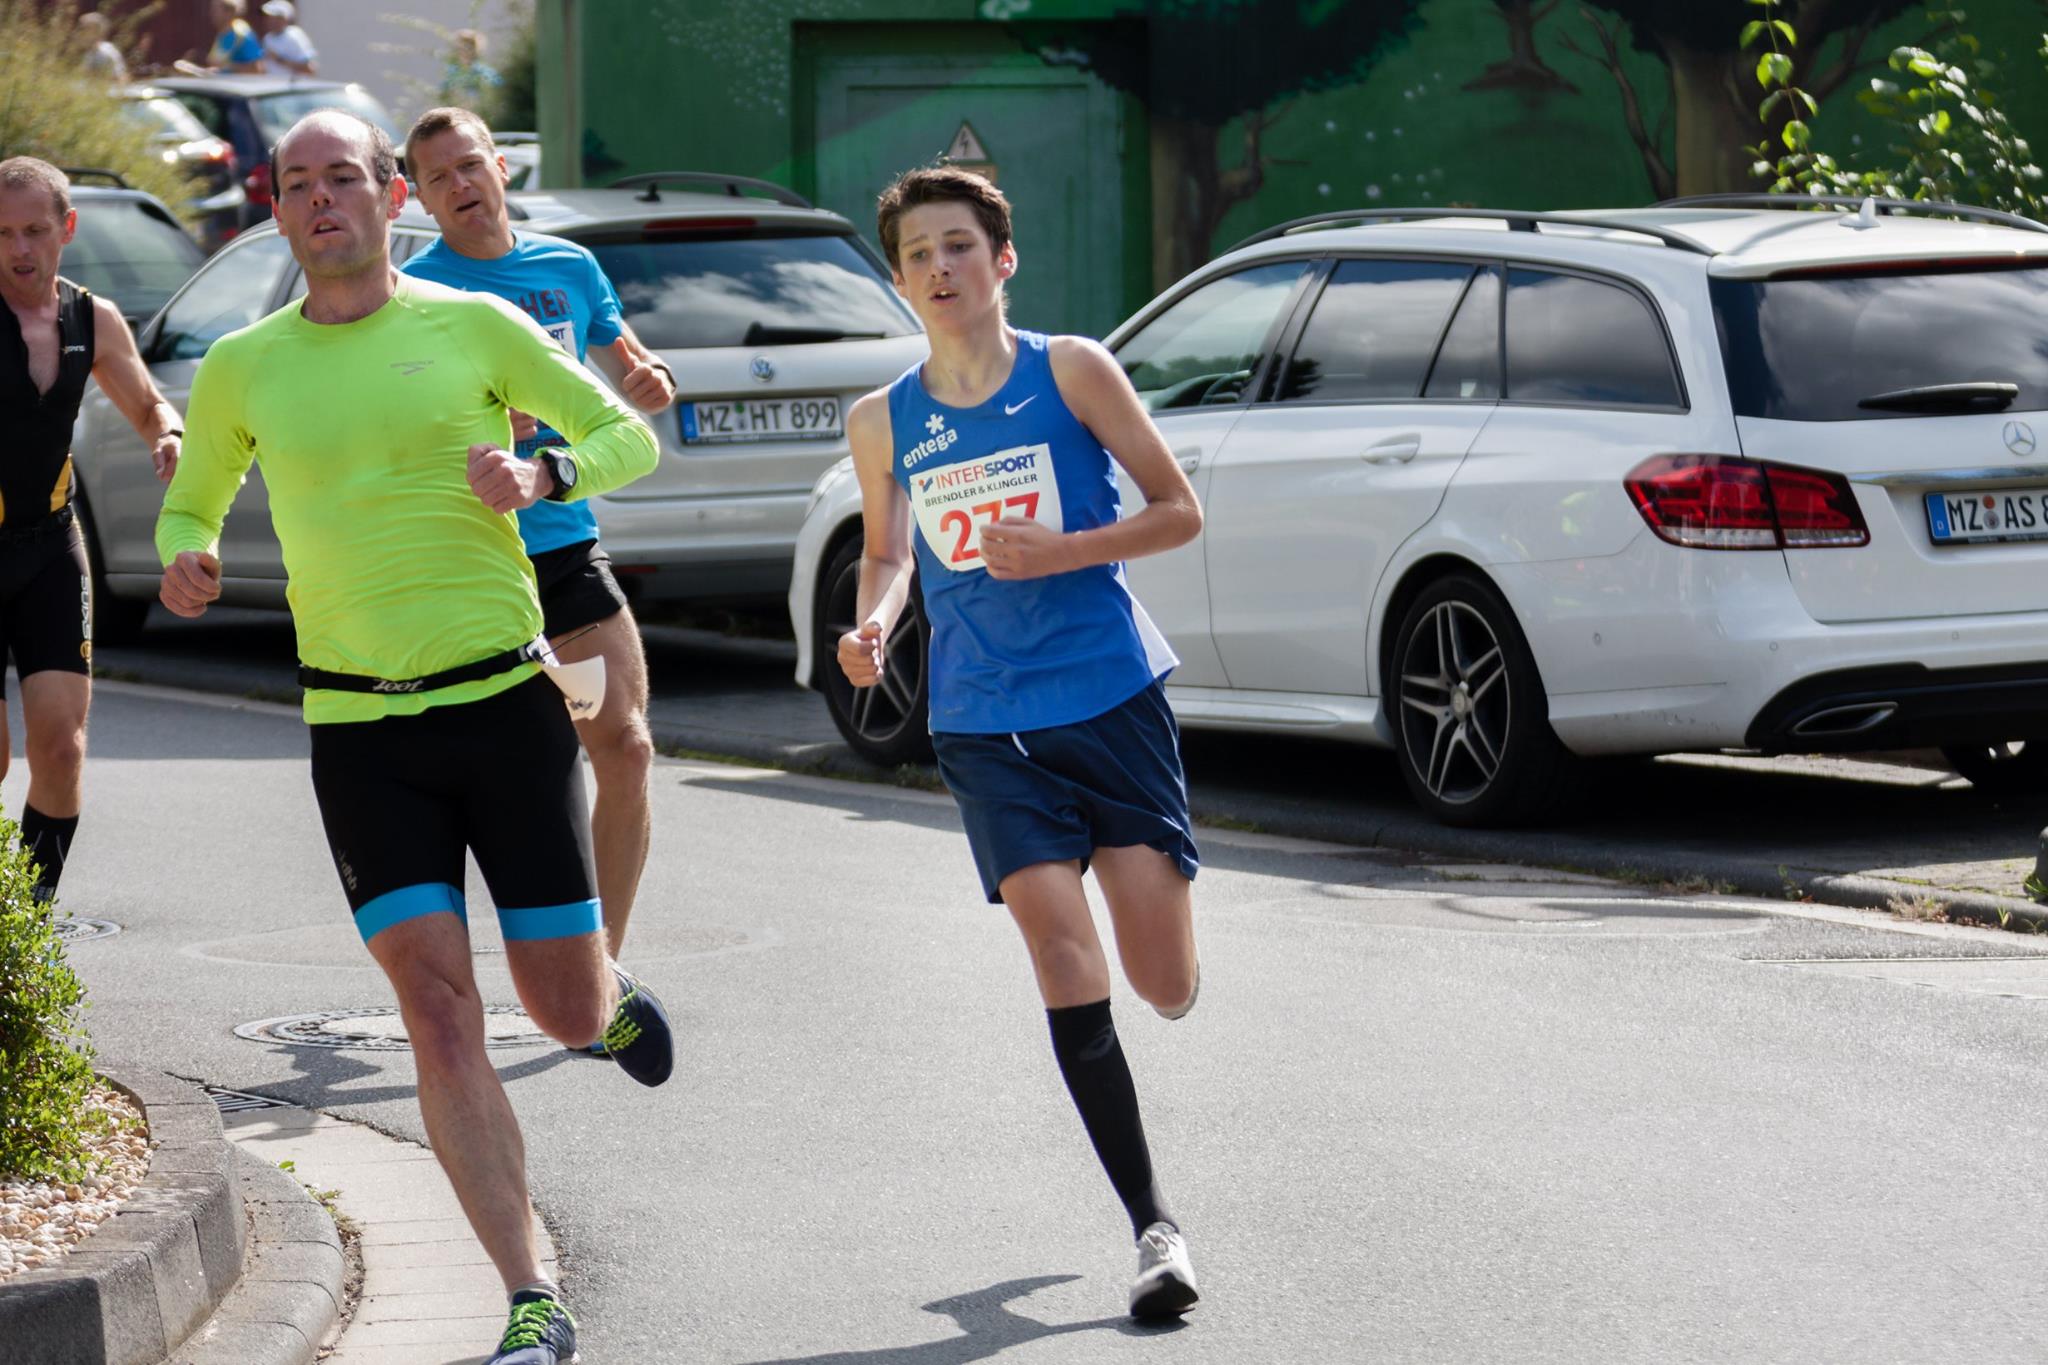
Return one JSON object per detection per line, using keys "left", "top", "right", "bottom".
{"left": 0, "top": 809, "right": 107, "bottom": 1183}
{"left": 0, "top": 0, "right": 197, "bottom": 219}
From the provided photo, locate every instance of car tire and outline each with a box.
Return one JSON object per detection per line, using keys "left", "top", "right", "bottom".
{"left": 75, "top": 491, "right": 149, "bottom": 648}
{"left": 1940, "top": 740, "right": 2048, "bottom": 794}
{"left": 1389, "top": 572, "right": 1579, "bottom": 827}
{"left": 817, "top": 531, "right": 932, "bottom": 767}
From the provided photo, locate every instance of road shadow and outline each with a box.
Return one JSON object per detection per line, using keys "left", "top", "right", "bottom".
{"left": 224, "top": 1039, "right": 579, "bottom": 1118}
{"left": 737, "top": 1274, "right": 1182, "bottom": 1365}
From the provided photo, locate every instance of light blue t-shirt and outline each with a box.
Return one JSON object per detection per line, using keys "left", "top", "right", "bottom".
{"left": 402, "top": 232, "right": 627, "bottom": 555}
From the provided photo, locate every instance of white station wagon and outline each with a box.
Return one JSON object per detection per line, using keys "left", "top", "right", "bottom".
{"left": 790, "top": 196, "right": 2048, "bottom": 825}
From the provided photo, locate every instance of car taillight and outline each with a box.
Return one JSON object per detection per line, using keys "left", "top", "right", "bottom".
{"left": 243, "top": 162, "right": 271, "bottom": 207}
{"left": 1624, "top": 454, "right": 1869, "bottom": 551}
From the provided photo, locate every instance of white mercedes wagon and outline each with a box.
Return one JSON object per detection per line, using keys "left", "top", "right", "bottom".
{"left": 790, "top": 196, "right": 2048, "bottom": 825}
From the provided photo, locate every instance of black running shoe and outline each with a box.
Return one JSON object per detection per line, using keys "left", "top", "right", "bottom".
{"left": 487, "top": 1291, "right": 578, "bottom": 1364}
{"left": 602, "top": 965, "right": 673, "bottom": 1087}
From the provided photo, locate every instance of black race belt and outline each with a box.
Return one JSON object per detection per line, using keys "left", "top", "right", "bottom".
{"left": 297, "top": 638, "right": 545, "bottom": 695}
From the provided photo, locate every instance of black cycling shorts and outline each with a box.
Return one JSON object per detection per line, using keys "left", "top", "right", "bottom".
{"left": 0, "top": 514, "right": 92, "bottom": 696}
{"left": 308, "top": 674, "right": 600, "bottom": 945}
{"left": 529, "top": 538, "right": 629, "bottom": 640}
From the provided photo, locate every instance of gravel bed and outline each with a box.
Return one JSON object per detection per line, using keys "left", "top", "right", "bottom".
{"left": 0, "top": 1084, "right": 151, "bottom": 1281}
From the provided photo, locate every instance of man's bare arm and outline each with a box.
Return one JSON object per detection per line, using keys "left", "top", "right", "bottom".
{"left": 89, "top": 296, "right": 182, "bottom": 482}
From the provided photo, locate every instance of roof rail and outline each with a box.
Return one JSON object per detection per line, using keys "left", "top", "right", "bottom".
{"left": 59, "top": 167, "right": 129, "bottom": 189}
{"left": 1655, "top": 192, "right": 2048, "bottom": 235}
{"left": 1224, "top": 207, "right": 1714, "bottom": 257}
{"left": 606, "top": 172, "right": 811, "bottom": 209}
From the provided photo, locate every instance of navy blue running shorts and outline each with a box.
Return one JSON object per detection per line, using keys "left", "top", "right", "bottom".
{"left": 309, "top": 673, "right": 600, "bottom": 946}
{"left": 932, "top": 679, "right": 1200, "bottom": 904}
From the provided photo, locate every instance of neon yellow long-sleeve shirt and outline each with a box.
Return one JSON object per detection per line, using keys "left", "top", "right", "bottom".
{"left": 156, "top": 274, "right": 657, "bottom": 724}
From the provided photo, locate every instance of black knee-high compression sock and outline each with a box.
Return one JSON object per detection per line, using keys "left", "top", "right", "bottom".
{"left": 20, "top": 806, "right": 78, "bottom": 903}
{"left": 1047, "top": 999, "right": 1176, "bottom": 1238}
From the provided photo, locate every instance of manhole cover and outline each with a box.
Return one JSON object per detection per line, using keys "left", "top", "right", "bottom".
{"left": 235, "top": 1005, "right": 548, "bottom": 1051}
{"left": 55, "top": 917, "right": 120, "bottom": 944}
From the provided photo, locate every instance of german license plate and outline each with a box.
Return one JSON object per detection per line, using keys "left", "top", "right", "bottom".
{"left": 679, "top": 396, "right": 842, "bottom": 445}
{"left": 1924, "top": 488, "right": 2048, "bottom": 544}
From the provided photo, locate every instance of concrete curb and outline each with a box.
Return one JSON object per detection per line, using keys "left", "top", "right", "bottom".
{"left": 0, "top": 1064, "right": 244, "bottom": 1365}
{"left": 651, "top": 722, "right": 2048, "bottom": 932}
{"left": 169, "top": 1145, "right": 344, "bottom": 1365}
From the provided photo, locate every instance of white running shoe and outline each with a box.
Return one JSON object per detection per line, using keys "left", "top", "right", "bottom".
{"left": 1154, "top": 960, "right": 1200, "bottom": 1021}
{"left": 1129, "top": 1221, "right": 1200, "bottom": 1318}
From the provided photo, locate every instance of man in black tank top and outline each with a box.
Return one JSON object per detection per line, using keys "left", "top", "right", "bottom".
{"left": 0, "top": 158, "right": 184, "bottom": 902}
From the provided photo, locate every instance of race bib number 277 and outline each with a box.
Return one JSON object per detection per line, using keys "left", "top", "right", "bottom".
{"left": 909, "top": 443, "right": 1065, "bottom": 573}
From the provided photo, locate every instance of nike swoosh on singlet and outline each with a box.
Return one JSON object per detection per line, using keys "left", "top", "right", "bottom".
{"left": 1003, "top": 396, "right": 1036, "bottom": 416}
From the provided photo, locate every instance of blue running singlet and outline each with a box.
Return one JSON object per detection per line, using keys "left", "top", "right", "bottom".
{"left": 888, "top": 331, "right": 1176, "bottom": 734}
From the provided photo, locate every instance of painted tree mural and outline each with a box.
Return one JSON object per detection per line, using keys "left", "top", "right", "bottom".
{"left": 1009, "top": 0, "right": 1425, "bottom": 288}
{"left": 1465, "top": 0, "right": 1578, "bottom": 99}
{"left": 1568, "top": 0, "right": 1919, "bottom": 198}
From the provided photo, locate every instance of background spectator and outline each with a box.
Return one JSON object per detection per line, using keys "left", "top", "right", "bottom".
{"left": 78, "top": 11, "right": 127, "bottom": 84}
{"left": 438, "top": 28, "right": 500, "bottom": 110}
{"left": 259, "top": 0, "right": 317, "bottom": 77}
{"left": 175, "top": 0, "right": 263, "bottom": 74}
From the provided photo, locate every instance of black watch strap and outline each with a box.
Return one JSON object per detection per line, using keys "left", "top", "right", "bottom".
{"left": 541, "top": 449, "right": 577, "bottom": 501}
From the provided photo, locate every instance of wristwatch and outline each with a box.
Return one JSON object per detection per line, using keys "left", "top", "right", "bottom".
{"left": 537, "top": 448, "right": 578, "bottom": 501}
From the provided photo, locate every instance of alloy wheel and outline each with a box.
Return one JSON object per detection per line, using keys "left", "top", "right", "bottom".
{"left": 1397, "top": 599, "right": 1511, "bottom": 806}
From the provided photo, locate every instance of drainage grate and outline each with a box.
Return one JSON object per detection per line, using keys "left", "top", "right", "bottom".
{"left": 55, "top": 917, "right": 120, "bottom": 944}
{"left": 202, "top": 1085, "right": 294, "bottom": 1113}
{"left": 235, "top": 1005, "right": 549, "bottom": 1052}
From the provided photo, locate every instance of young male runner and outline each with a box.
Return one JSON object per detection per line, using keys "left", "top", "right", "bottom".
{"left": 0, "top": 157, "right": 184, "bottom": 903}
{"left": 400, "top": 105, "right": 675, "bottom": 962}
{"left": 156, "top": 111, "right": 669, "bottom": 1365}
{"left": 838, "top": 166, "right": 1206, "bottom": 1318}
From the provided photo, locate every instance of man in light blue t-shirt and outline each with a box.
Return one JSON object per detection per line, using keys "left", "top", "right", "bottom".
{"left": 402, "top": 106, "right": 677, "bottom": 968}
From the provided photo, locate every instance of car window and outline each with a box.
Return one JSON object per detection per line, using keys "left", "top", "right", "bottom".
{"left": 583, "top": 232, "right": 920, "bottom": 350}
{"left": 155, "top": 234, "right": 295, "bottom": 360}
{"left": 1279, "top": 259, "right": 1472, "bottom": 402}
{"left": 1504, "top": 268, "right": 1681, "bottom": 408}
{"left": 1712, "top": 264, "right": 2048, "bottom": 421}
{"left": 62, "top": 200, "right": 206, "bottom": 325}
{"left": 1424, "top": 266, "right": 1502, "bottom": 401}
{"left": 123, "top": 96, "right": 211, "bottom": 144}
{"left": 249, "top": 86, "right": 400, "bottom": 145}
{"left": 1114, "top": 260, "right": 1308, "bottom": 412}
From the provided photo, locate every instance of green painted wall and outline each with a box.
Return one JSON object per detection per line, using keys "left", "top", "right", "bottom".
{"left": 538, "top": 0, "right": 2048, "bottom": 333}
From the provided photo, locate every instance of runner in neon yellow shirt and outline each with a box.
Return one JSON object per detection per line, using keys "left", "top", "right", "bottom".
{"left": 155, "top": 111, "right": 667, "bottom": 1365}
{"left": 157, "top": 255, "right": 654, "bottom": 724}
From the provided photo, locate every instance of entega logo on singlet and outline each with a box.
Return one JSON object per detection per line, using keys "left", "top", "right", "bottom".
{"left": 902, "top": 411, "right": 960, "bottom": 469}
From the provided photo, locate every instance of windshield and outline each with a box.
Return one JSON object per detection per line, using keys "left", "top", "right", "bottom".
{"left": 124, "top": 96, "right": 210, "bottom": 143}
{"left": 63, "top": 201, "right": 205, "bottom": 323}
{"left": 249, "top": 86, "right": 400, "bottom": 145}
{"left": 1712, "top": 263, "right": 2048, "bottom": 420}
{"left": 584, "top": 232, "right": 920, "bottom": 350}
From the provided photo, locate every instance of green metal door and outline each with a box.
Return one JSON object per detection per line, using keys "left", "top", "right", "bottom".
{"left": 800, "top": 26, "right": 1144, "bottom": 341}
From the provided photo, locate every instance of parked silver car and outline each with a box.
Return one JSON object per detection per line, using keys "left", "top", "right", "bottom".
{"left": 72, "top": 175, "right": 928, "bottom": 640}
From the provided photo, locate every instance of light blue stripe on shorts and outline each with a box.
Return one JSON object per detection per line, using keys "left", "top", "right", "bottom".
{"left": 354, "top": 882, "right": 466, "bottom": 945}
{"left": 498, "top": 899, "right": 603, "bottom": 942}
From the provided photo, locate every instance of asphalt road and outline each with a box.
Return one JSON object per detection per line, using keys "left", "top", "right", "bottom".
{"left": 96, "top": 604, "right": 2048, "bottom": 919}
{"left": 33, "top": 683, "right": 2048, "bottom": 1362}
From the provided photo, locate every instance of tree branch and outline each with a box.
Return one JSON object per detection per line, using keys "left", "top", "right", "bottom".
{"left": 1559, "top": 7, "right": 1674, "bottom": 199}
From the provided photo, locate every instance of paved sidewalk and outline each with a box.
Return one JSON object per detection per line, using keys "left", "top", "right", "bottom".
{"left": 223, "top": 1107, "right": 557, "bottom": 1365}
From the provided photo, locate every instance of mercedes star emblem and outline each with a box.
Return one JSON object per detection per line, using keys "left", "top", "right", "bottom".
{"left": 2005, "top": 419, "right": 2038, "bottom": 457}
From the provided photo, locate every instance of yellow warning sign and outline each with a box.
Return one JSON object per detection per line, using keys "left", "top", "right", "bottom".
{"left": 943, "top": 121, "right": 998, "bottom": 183}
